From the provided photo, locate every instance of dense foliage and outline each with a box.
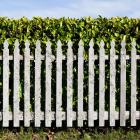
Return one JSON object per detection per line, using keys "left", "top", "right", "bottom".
{"left": 0, "top": 16, "right": 140, "bottom": 114}
{"left": 0, "top": 16, "right": 140, "bottom": 53}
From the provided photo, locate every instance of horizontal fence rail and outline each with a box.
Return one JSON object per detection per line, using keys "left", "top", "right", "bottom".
{"left": 0, "top": 38, "right": 140, "bottom": 127}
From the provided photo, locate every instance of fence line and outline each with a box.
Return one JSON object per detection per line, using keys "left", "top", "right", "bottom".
{"left": 0, "top": 38, "right": 140, "bottom": 127}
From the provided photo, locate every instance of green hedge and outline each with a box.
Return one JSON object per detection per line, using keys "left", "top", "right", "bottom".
{"left": 0, "top": 16, "right": 139, "bottom": 53}
{"left": 0, "top": 16, "right": 140, "bottom": 112}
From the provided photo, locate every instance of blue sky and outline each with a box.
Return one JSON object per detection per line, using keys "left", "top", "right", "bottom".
{"left": 0, "top": 0, "right": 140, "bottom": 18}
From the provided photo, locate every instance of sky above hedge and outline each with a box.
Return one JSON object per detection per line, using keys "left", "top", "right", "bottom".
{"left": 0, "top": 0, "right": 139, "bottom": 18}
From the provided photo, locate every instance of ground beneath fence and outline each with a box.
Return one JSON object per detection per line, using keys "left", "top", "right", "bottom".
{"left": 0, "top": 127, "right": 140, "bottom": 140}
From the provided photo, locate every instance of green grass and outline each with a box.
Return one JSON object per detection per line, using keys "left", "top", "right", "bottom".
{"left": 0, "top": 128, "right": 140, "bottom": 140}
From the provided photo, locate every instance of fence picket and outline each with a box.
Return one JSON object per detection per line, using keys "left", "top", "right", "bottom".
{"left": 56, "top": 40, "right": 63, "bottom": 127}
{"left": 110, "top": 40, "right": 116, "bottom": 126}
{"left": 99, "top": 40, "right": 105, "bottom": 126}
{"left": 67, "top": 40, "right": 73, "bottom": 127}
{"left": 24, "top": 40, "right": 30, "bottom": 127}
{"left": 45, "top": 40, "right": 52, "bottom": 127}
{"left": 131, "top": 39, "right": 137, "bottom": 126}
{"left": 120, "top": 39, "right": 126, "bottom": 126}
{"left": 13, "top": 40, "right": 20, "bottom": 127}
{"left": 35, "top": 40, "right": 41, "bottom": 127}
{"left": 88, "top": 39, "right": 95, "bottom": 127}
{"left": 78, "top": 40, "right": 84, "bottom": 127}
{"left": 3, "top": 40, "right": 10, "bottom": 127}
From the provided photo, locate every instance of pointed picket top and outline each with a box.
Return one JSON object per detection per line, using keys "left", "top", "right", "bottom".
{"left": 78, "top": 39, "right": 84, "bottom": 47}
{"left": 111, "top": 39, "right": 115, "bottom": 48}
{"left": 4, "top": 40, "right": 9, "bottom": 49}
{"left": 25, "top": 40, "right": 30, "bottom": 49}
{"left": 57, "top": 40, "right": 62, "bottom": 48}
{"left": 67, "top": 40, "right": 73, "bottom": 60}
{"left": 46, "top": 40, "right": 52, "bottom": 61}
{"left": 131, "top": 38, "right": 136, "bottom": 49}
{"left": 121, "top": 38, "right": 126, "bottom": 48}
{"left": 14, "top": 39, "right": 19, "bottom": 48}
{"left": 100, "top": 40, "right": 105, "bottom": 48}
{"left": 46, "top": 40, "right": 51, "bottom": 49}
{"left": 68, "top": 40, "right": 73, "bottom": 48}
{"left": 89, "top": 39, "right": 94, "bottom": 48}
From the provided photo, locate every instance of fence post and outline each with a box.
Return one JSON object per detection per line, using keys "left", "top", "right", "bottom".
{"left": 67, "top": 40, "right": 73, "bottom": 127}
{"left": 35, "top": 40, "right": 42, "bottom": 127}
{"left": 56, "top": 40, "right": 63, "bottom": 127}
{"left": 78, "top": 40, "right": 84, "bottom": 127}
{"left": 131, "top": 39, "right": 137, "bottom": 126}
{"left": 99, "top": 40, "right": 105, "bottom": 127}
{"left": 13, "top": 40, "right": 20, "bottom": 127}
{"left": 24, "top": 40, "right": 31, "bottom": 127}
{"left": 3, "top": 40, "right": 10, "bottom": 127}
{"left": 120, "top": 38, "right": 126, "bottom": 126}
{"left": 45, "top": 40, "right": 52, "bottom": 127}
{"left": 109, "top": 40, "right": 116, "bottom": 126}
{"left": 88, "top": 39, "right": 95, "bottom": 127}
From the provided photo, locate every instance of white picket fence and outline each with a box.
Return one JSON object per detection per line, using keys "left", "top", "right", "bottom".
{"left": 1, "top": 38, "right": 139, "bottom": 127}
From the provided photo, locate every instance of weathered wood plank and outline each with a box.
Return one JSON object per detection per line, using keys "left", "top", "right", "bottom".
{"left": 120, "top": 38, "right": 126, "bottom": 126}
{"left": 45, "top": 40, "right": 52, "bottom": 127}
{"left": 88, "top": 39, "right": 95, "bottom": 127}
{"left": 67, "top": 40, "right": 73, "bottom": 127}
{"left": 99, "top": 40, "right": 105, "bottom": 127}
{"left": 56, "top": 40, "right": 63, "bottom": 127}
{"left": 3, "top": 40, "right": 10, "bottom": 127}
{"left": 78, "top": 40, "right": 84, "bottom": 127}
{"left": 131, "top": 39, "right": 137, "bottom": 126}
{"left": 35, "top": 40, "right": 41, "bottom": 127}
{"left": 110, "top": 40, "right": 116, "bottom": 126}
{"left": 24, "top": 40, "right": 31, "bottom": 127}
{"left": 13, "top": 40, "right": 20, "bottom": 127}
